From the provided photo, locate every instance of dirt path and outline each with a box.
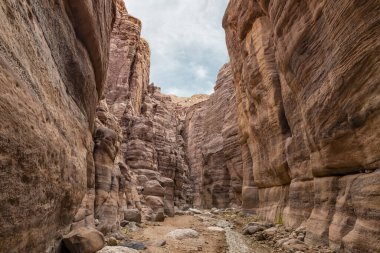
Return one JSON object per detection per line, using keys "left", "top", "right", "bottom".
{"left": 129, "top": 215, "right": 228, "bottom": 253}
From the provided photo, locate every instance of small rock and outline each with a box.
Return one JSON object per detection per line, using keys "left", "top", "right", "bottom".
{"left": 282, "top": 239, "right": 309, "bottom": 251}
{"left": 166, "top": 229, "right": 199, "bottom": 240}
{"left": 152, "top": 210, "right": 165, "bottom": 222}
{"left": 120, "top": 240, "right": 147, "bottom": 250}
{"left": 297, "top": 233, "right": 305, "bottom": 241}
{"left": 254, "top": 232, "right": 266, "bottom": 241}
{"left": 276, "top": 238, "right": 289, "bottom": 247}
{"left": 111, "top": 232, "right": 126, "bottom": 240}
{"left": 174, "top": 206, "right": 185, "bottom": 215}
{"left": 216, "top": 220, "right": 232, "bottom": 228}
{"left": 95, "top": 219, "right": 100, "bottom": 226}
{"left": 120, "top": 220, "right": 129, "bottom": 227}
{"left": 189, "top": 208, "right": 202, "bottom": 214}
{"left": 96, "top": 246, "right": 138, "bottom": 253}
{"left": 107, "top": 237, "right": 118, "bottom": 246}
{"left": 248, "top": 222, "right": 273, "bottom": 229}
{"left": 295, "top": 226, "right": 306, "bottom": 234}
{"left": 207, "top": 226, "right": 225, "bottom": 232}
{"left": 264, "top": 227, "right": 278, "bottom": 236}
{"left": 290, "top": 231, "right": 298, "bottom": 239}
{"left": 153, "top": 239, "right": 166, "bottom": 247}
{"left": 126, "top": 222, "right": 139, "bottom": 232}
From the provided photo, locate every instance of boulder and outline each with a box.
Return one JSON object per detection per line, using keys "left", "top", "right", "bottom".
{"left": 63, "top": 227, "right": 105, "bottom": 253}
{"left": 242, "top": 225, "right": 263, "bottom": 235}
{"left": 165, "top": 229, "right": 199, "bottom": 240}
{"left": 124, "top": 209, "right": 141, "bottom": 223}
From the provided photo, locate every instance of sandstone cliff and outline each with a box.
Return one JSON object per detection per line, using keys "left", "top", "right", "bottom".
{"left": 100, "top": 0, "right": 192, "bottom": 222}
{"left": 119, "top": 85, "right": 193, "bottom": 220}
{"left": 223, "top": 0, "right": 380, "bottom": 252}
{"left": 0, "top": 0, "right": 116, "bottom": 252}
{"left": 185, "top": 64, "right": 243, "bottom": 209}
{"left": 104, "top": 1, "right": 150, "bottom": 118}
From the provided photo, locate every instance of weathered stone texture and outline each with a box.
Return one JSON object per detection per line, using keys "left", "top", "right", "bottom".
{"left": 104, "top": 0, "right": 150, "bottom": 118}
{"left": 223, "top": 0, "right": 380, "bottom": 251}
{"left": 185, "top": 64, "right": 243, "bottom": 209}
{"left": 121, "top": 85, "right": 192, "bottom": 219}
{"left": 0, "top": 0, "right": 116, "bottom": 252}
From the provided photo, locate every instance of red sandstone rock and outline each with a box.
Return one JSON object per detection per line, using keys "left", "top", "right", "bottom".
{"left": 0, "top": 1, "right": 116, "bottom": 252}
{"left": 223, "top": 0, "right": 380, "bottom": 251}
{"left": 185, "top": 63, "right": 243, "bottom": 209}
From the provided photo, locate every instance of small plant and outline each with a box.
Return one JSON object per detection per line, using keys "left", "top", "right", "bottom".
{"left": 275, "top": 214, "right": 284, "bottom": 225}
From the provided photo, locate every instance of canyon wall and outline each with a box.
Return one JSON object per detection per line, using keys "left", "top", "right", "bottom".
{"left": 120, "top": 85, "right": 193, "bottom": 219}
{"left": 0, "top": 0, "right": 116, "bottom": 252}
{"left": 185, "top": 64, "right": 243, "bottom": 209}
{"left": 102, "top": 1, "right": 192, "bottom": 221}
{"left": 223, "top": 0, "right": 380, "bottom": 252}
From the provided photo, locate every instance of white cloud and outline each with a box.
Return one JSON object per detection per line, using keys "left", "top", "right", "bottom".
{"left": 194, "top": 66, "right": 208, "bottom": 80}
{"left": 124, "top": 0, "right": 229, "bottom": 97}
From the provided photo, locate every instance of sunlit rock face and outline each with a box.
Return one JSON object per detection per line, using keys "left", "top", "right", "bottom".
{"left": 185, "top": 63, "right": 243, "bottom": 209}
{"left": 0, "top": 0, "right": 116, "bottom": 252}
{"left": 223, "top": 0, "right": 380, "bottom": 251}
{"left": 104, "top": 0, "right": 150, "bottom": 118}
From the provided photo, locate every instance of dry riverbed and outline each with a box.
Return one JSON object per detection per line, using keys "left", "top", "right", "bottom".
{"left": 123, "top": 210, "right": 273, "bottom": 253}
{"left": 114, "top": 209, "right": 336, "bottom": 253}
{"left": 128, "top": 215, "right": 227, "bottom": 253}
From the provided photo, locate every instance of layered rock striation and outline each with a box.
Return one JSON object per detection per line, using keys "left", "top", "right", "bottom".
{"left": 104, "top": 1, "right": 150, "bottom": 118}
{"left": 223, "top": 0, "right": 380, "bottom": 252}
{"left": 101, "top": 0, "right": 192, "bottom": 221}
{"left": 185, "top": 64, "right": 243, "bottom": 209}
{"left": 120, "top": 85, "right": 193, "bottom": 220}
{"left": 0, "top": 0, "right": 116, "bottom": 252}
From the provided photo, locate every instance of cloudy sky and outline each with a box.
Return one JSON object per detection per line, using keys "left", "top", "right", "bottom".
{"left": 124, "top": 0, "right": 230, "bottom": 97}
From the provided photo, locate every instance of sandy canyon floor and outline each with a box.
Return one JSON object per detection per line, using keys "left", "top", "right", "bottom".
{"left": 127, "top": 211, "right": 273, "bottom": 253}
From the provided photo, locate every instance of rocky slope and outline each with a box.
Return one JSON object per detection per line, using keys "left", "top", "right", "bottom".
{"left": 185, "top": 64, "right": 243, "bottom": 209}
{"left": 0, "top": 0, "right": 116, "bottom": 252}
{"left": 223, "top": 0, "right": 380, "bottom": 252}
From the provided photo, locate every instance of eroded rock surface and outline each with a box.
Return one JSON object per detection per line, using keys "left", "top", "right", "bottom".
{"left": 223, "top": 0, "right": 380, "bottom": 251}
{"left": 0, "top": 0, "right": 116, "bottom": 252}
{"left": 120, "top": 85, "right": 193, "bottom": 220}
{"left": 185, "top": 63, "right": 243, "bottom": 209}
{"left": 101, "top": 0, "right": 192, "bottom": 221}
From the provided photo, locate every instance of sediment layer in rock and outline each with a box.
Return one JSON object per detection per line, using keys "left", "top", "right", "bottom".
{"left": 223, "top": 0, "right": 380, "bottom": 251}
{"left": 185, "top": 63, "right": 243, "bottom": 209}
{"left": 0, "top": 0, "right": 116, "bottom": 252}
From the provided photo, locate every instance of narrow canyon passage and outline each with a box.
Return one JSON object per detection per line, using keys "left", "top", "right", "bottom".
{"left": 0, "top": 0, "right": 379, "bottom": 253}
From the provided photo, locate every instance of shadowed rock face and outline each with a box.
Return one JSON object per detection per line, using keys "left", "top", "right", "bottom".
{"left": 223, "top": 0, "right": 380, "bottom": 251}
{"left": 101, "top": 0, "right": 191, "bottom": 220}
{"left": 0, "top": 0, "right": 116, "bottom": 252}
{"left": 120, "top": 85, "right": 193, "bottom": 219}
{"left": 185, "top": 64, "right": 243, "bottom": 209}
